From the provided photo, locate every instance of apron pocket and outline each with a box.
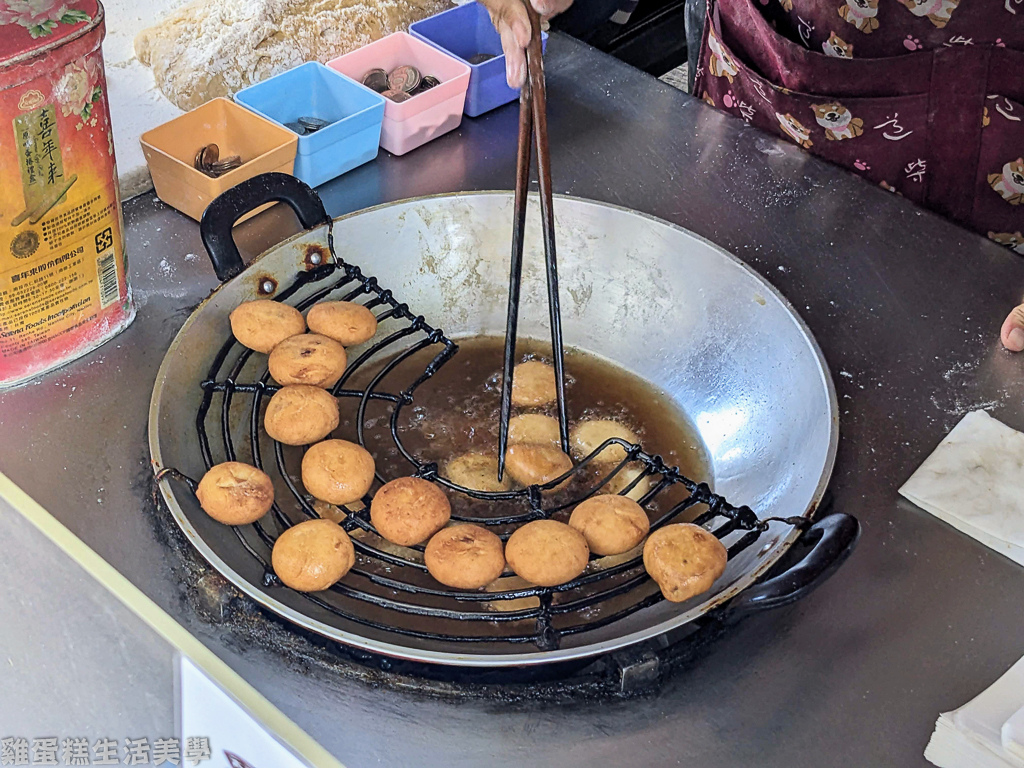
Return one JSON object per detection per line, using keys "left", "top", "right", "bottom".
{"left": 973, "top": 93, "right": 1024, "bottom": 250}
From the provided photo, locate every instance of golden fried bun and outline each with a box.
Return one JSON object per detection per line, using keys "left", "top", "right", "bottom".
{"left": 511, "top": 360, "right": 557, "bottom": 407}
{"left": 504, "top": 444, "right": 573, "bottom": 489}
{"left": 505, "top": 519, "right": 589, "bottom": 586}
{"left": 643, "top": 523, "right": 728, "bottom": 603}
{"left": 508, "top": 413, "right": 561, "bottom": 448}
{"left": 229, "top": 300, "right": 305, "bottom": 354}
{"left": 370, "top": 477, "right": 451, "bottom": 546}
{"left": 301, "top": 439, "right": 375, "bottom": 505}
{"left": 268, "top": 334, "right": 347, "bottom": 388}
{"left": 568, "top": 495, "right": 650, "bottom": 556}
{"left": 570, "top": 419, "right": 639, "bottom": 465}
{"left": 424, "top": 524, "right": 506, "bottom": 589}
{"left": 271, "top": 519, "right": 355, "bottom": 592}
{"left": 264, "top": 385, "right": 340, "bottom": 446}
{"left": 445, "top": 453, "right": 513, "bottom": 493}
{"left": 196, "top": 461, "right": 274, "bottom": 525}
{"left": 306, "top": 301, "right": 378, "bottom": 346}
{"left": 597, "top": 464, "right": 652, "bottom": 502}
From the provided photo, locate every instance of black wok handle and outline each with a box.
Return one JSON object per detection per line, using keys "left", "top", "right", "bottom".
{"left": 724, "top": 512, "right": 860, "bottom": 620}
{"left": 199, "top": 172, "right": 330, "bottom": 282}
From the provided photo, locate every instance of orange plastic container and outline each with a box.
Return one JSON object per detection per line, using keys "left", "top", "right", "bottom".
{"left": 141, "top": 97, "right": 298, "bottom": 221}
{"left": 1, "top": 0, "right": 134, "bottom": 389}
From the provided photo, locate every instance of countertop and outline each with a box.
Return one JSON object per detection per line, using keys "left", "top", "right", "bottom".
{"left": 3, "top": 33, "right": 1024, "bottom": 768}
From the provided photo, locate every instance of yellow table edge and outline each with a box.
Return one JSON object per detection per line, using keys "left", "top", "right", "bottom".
{"left": 0, "top": 470, "right": 345, "bottom": 768}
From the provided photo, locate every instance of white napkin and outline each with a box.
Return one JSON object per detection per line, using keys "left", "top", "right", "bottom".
{"left": 899, "top": 410, "right": 1024, "bottom": 568}
{"left": 925, "top": 656, "right": 1024, "bottom": 768}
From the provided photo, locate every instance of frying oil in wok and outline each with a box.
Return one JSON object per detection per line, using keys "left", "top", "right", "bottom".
{"left": 337, "top": 335, "right": 711, "bottom": 524}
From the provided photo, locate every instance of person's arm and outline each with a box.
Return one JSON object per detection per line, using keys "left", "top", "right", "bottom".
{"left": 478, "top": 0, "right": 575, "bottom": 87}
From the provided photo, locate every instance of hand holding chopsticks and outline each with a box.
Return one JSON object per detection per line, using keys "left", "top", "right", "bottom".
{"left": 497, "top": 1, "right": 569, "bottom": 481}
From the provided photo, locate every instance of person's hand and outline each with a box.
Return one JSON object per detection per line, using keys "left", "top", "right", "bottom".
{"left": 478, "top": 0, "right": 574, "bottom": 88}
{"left": 1001, "top": 302, "right": 1024, "bottom": 351}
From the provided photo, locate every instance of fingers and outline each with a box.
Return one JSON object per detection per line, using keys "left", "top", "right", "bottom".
{"left": 1000, "top": 303, "right": 1024, "bottom": 352}
{"left": 534, "top": 0, "right": 574, "bottom": 16}
{"left": 503, "top": 37, "right": 527, "bottom": 88}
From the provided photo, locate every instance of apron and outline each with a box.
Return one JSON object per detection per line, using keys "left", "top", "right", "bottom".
{"left": 694, "top": 0, "right": 1024, "bottom": 253}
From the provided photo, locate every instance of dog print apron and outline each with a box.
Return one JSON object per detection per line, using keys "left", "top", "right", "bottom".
{"left": 694, "top": 0, "right": 1024, "bottom": 251}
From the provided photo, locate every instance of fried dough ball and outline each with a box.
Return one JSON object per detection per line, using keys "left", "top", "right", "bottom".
{"left": 511, "top": 360, "right": 557, "bottom": 407}
{"left": 229, "top": 300, "right": 305, "bottom": 353}
{"left": 568, "top": 495, "right": 650, "bottom": 556}
{"left": 196, "top": 461, "right": 274, "bottom": 525}
{"left": 370, "top": 477, "right": 451, "bottom": 546}
{"left": 263, "top": 385, "right": 339, "bottom": 446}
{"left": 271, "top": 519, "right": 354, "bottom": 592}
{"left": 445, "top": 453, "right": 513, "bottom": 493}
{"left": 570, "top": 419, "right": 639, "bottom": 465}
{"left": 301, "top": 439, "right": 375, "bottom": 506}
{"left": 424, "top": 524, "right": 506, "bottom": 589}
{"left": 597, "top": 464, "right": 653, "bottom": 502}
{"left": 508, "top": 413, "right": 561, "bottom": 448}
{"left": 505, "top": 519, "right": 589, "bottom": 586}
{"left": 268, "top": 334, "right": 347, "bottom": 388}
{"left": 643, "top": 523, "right": 728, "bottom": 603}
{"left": 306, "top": 301, "right": 378, "bottom": 346}
{"left": 504, "top": 444, "right": 573, "bottom": 489}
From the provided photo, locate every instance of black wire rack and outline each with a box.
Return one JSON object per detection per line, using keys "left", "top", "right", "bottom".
{"left": 157, "top": 221, "right": 797, "bottom": 654}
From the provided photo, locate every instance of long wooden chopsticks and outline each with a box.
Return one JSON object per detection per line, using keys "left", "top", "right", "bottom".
{"left": 497, "top": 4, "right": 569, "bottom": 481}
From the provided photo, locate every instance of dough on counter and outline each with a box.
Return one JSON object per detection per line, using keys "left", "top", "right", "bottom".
{"left": 301, "top": 439, "right": 375, "bottom": 506}
{"left": 643, "top": 523, "right": 728, "bottom": 603}
{"left": 508, "top": 413, "right": 561, "bottom": 448}
{"left": 505, "top": 519, "right": 589, "bottom": 587}
{"left": 229, "top": 300, "right": 305, "bottom": 354}
{"left": 272, "top": 518, "right": 354, "bottom": 592}
{"left": 511, "top": 360, "right": 557, "bottom": 407}
{"left": 424, "top": 524, "right": 505, "bottom": 589}
{"left": 504, "top": 444, "right": 573, "bottom": 489}
{"left": 134, "top": 0, "right": 450, "bottom": 111}
{"left": 264, "top": 384, "right": 340, "bottom": 445}
{"left": 370, "top": 477, "right": 451, "bottom": 546}
{"left": 306, "top": 301, "right": 378, "bottom": 346}
{"left": 445, "top": 453, "right": 512, "bottom": 493}
{"left": 568, "top": 494, "right": 650, "bottom": 556}
{"left": 268, "top": 333, "right": 347, "bottom": 388}
{"left": 570, "top": 419, "right": 639, "bottom": 465}
{"left": 196, "top": 461, "right": 274, "bottom": 525}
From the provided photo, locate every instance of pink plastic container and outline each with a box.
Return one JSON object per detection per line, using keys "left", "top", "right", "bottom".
{"left": 327, "top": 32, "right": 470, "bottom": 156}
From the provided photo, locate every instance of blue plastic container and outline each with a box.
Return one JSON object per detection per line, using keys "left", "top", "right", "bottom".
{"left": 234, "top": 62, "right": 385, "bottom": 188}
{"left": 410, "top": 2, "right": 547, "bottom": 118}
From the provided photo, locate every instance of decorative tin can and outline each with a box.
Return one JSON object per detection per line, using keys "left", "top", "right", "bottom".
{"left": 0, "top": 0, "right": 133, "bottom": 389}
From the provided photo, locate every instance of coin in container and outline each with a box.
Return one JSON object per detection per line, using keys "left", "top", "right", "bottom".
{"left": 387, "top": 64, "right": 421, "bottom": 93}
{"left": 361, "top": 67, "right": 389, "bottom": 93}
{"left": 467, "top": 53, "right": 495, "bottom": 65}
{"left": 284, "top": 121, "right": 308, "bottom": 135}
{"left": 381, "top": 88, "right": 411, "bottom": 103}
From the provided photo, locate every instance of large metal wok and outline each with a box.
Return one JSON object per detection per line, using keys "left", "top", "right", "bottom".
{"left": 150, "top": 174, "right": 857, "bottom": 667}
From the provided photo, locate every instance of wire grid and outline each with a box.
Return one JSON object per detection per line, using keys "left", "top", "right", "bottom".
{"left": 165, "top": 228, "right": 775, "bottom": 653}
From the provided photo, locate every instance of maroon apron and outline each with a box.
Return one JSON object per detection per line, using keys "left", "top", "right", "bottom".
{"left": 694, "top": 0, "right": 1024, "bottom": 253}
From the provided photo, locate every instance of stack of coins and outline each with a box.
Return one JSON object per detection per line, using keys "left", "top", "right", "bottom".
{"left": 362, "top": 66, "right": 442, "bottom": 103}
{"left": 194, "top": 144, "right": 242, "bottom": 178}
{"left": 467, "top": 53, "right": 496, "bottom": 65}
{"left": 283, "top": 116, "right": 333, "bottom": 136}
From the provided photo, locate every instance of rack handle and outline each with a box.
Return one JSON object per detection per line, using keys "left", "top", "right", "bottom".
{"left": 199, "top": 173, "right": 330, "bottom": 282}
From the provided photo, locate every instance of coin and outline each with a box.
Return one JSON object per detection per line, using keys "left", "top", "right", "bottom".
{"left": 298, "top": 116, "right": 331, "bottom": 132}
{"left": 284, "top": 121, "right": 308, "bottom": 135}
{"left": 387, "top": 65, "right": 421, "bottom": 93}
{"left": 409, "top": 75, "right": 440, "bottom": 96}
{"left": 361, "top": 68, "right": 389, "bottom": 93}
{"left": 467, "top": 53, "right": 495, "bottom": 65}
{"left": 381, "top": 89, "right": 411, "bottom": 103}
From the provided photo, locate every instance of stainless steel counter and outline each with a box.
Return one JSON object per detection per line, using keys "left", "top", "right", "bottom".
{"left": 3, "top": 33, "right": 1024, "bottom": 768}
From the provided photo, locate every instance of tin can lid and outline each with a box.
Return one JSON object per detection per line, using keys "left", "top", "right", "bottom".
{"left": 0, "top": 0, "right": 101, "bottom": 66}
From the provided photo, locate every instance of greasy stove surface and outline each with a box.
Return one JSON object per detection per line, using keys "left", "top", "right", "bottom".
{"left": 2, "top": 34, "right": 1024, "bottom": 768}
